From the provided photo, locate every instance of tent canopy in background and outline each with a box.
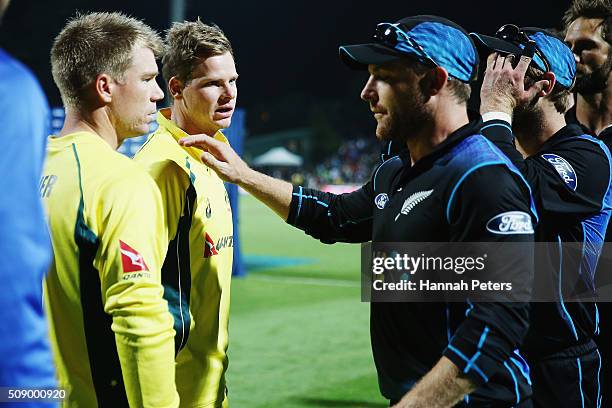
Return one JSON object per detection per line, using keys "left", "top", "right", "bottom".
{"left": 252, "top": 147, "right": 303, "bottom": 167}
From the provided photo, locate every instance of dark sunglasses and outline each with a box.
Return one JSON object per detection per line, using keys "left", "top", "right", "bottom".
{"left": 373, "top": 22, "right": 439, "bottom": 68}
{"left": 495, "top": 24, "right": 551, "bottom": 73}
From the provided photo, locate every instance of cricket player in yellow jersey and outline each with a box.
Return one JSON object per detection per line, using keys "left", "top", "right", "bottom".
{"left": 134, "top": 20, "right": 236, "bottom": 407}
{"left": 42, "top": 12, "right": 179, "bottom": 407}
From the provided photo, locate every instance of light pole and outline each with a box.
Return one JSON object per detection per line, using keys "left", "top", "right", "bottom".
{"left": 169, "top": 0, "right": 186, "bottom": 23}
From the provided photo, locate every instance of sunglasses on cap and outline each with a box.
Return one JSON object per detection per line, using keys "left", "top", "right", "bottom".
{"left": 495, "top": 24, "right": 551, "bottom": 73}
{"left": 373, "top": 22, "right": 439, "bottom": 68}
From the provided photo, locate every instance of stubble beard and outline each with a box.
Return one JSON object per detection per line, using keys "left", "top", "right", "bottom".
{"left": 513, "top": 96, "right": 545, "bottom": 147}
{"left": 384, "top": 89, "right": 432, "bottom": 144}
{"left": 574, "top": 53, "right": 612, "bottom": 95}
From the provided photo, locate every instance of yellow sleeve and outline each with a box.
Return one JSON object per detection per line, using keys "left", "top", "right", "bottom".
{"left": 94, "top": 171, "right": 179, "bottom": 408}
{"left": 143, "top": 158, "right": 191, "bottom": 242}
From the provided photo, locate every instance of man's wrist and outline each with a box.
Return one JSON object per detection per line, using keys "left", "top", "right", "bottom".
{"left": 481, "top": 111, "right": 512, "bottom": 124}
{"left": 238, "top": 167, "right": 257, "bottom": 189}
{"left": 480, "top": 101, "right": 513, "bottom": 116}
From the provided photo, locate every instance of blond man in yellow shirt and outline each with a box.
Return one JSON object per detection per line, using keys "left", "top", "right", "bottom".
{"left": 135, "top": 20, "right": 237, "bottom": 407}
{"left": 42, "top": 12, "right": 179, "bottom": 407}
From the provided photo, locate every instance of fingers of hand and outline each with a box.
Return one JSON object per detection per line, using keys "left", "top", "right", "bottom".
{"left": 179, "top": 135, "right": 212, "bottom": 148}
{"left": 201, "top": 151, "right": 223, "bottom": 168}
{"left": 516, "top": 55, "right": 532, "bottom": 74}
{"left": 495, "top": 53, "right": 507, "bottom": 71}
{"left": 486, "top": 53, "right": 497, "bottom": 70}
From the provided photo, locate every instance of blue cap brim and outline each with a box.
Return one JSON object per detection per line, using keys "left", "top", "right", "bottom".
{"left": 339, "top": 43, "right": 405, "bottom": 70}
{"left": 470, "top": 32, "right": 548, "bottom": 73}
{"left": 470, "top": 33, "right": 523, "bottom": 57}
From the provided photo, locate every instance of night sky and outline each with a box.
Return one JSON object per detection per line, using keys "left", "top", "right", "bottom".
{"left": 0, "top": 0, "right": 573, "bottom": 134}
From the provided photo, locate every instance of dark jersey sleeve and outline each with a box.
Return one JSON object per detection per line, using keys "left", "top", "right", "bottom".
{"left": 285, "top": 181, "right": 374, "bottom": 244}
{"left": 481, "top": 119, "right": 611, "bottom": 217}
{"left": 600, "top": 127, "right": 612, "bottom": 151}
{"left": 442, "top": 166, "right": 535, "bottom": 385}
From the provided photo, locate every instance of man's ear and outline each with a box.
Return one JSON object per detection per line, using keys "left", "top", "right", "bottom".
{"left": 422, "top": 66, "right": 449, "bottom": 96}
{"left": 168, "top": 76, "right": 184, "bottom": 100}
{"left": 94, "top": 73, "right": 113, "bottom": 104}
{"left": 535, "top": 71, "right": 556, "bottom": 97}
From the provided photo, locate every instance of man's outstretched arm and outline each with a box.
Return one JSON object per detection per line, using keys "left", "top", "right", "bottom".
{"left": 181, "top": 135, "right": 293, "bottom": 220}
{"left": 180, "top": 135, "right": 377, "bottom": 244}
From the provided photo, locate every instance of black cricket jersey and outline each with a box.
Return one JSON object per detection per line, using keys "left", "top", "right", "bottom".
{"left": 566, "top": 105, "right": 612, "bottom": 151}
{"left": 565, "top": 106, "right": 593, "bottom": 138}
{"left": 602, "top": 127, "right": 612, "bottom": 147}
{"left": 566, "top": 105, "right": 612, "bottom": 408}
{"left": 287, "top": 120, "right": 538, "bottom": 406}
{"left": 481, "top": 120, "right": 612, "bottom": 358}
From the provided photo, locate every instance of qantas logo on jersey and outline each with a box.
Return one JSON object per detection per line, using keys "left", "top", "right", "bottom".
{"left": 395, "top": 190, "right": 434, "bottom": 221}
{"left": 119, "top": 240, "right": 149, "bottom": 272}
{"left": 216, "top": 236, "right": 234, "bottom": 250}
{"left": 541, "top": 154, "right": 577, "bottom": 191}
{"left": 204, "top": 233, "right": 219, "bottom": 258}
{"left": 375, "top": 193, "right": 389, "bottom": 209}
{"left": 203, "top": 233, "right": 233, "bottom": 257}
{"left": 486, "top": 211, "right": 534, "bottom": 235}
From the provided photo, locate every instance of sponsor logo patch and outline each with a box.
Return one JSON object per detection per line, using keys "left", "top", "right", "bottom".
{"left": 204, "top": 233, "right": 219, "bottom": 258}
{"left": 541, "top": 154, "right": 577, "bottom": 191}
{"left": 216, "top": 235, "right": 234, "bottom": 251}
{"left": 375, "top": 193, "right": 389, "bottom": 209}
{"left": 486, "top": 211, "right": 534, "bottom": 235}
{"left": 395, "top": 190, "right": 434, "bottom": 221}
{"left": 119, "top": 240, "right": 149, "bottom": 272}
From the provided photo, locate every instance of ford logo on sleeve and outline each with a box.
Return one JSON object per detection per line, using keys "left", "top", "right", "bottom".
{"left": 375, "top": 193, "right": 389, "bottom": 209}
{"left": 486, "top": 211, "right": 534, "bottom": 235}
{"left": 541, "top": 154, "right": 577, "bottom": 191}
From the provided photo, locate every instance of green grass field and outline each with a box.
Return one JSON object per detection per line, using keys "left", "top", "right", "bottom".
{"left": 227, "top": 194, "right": 387, "bottom": 408}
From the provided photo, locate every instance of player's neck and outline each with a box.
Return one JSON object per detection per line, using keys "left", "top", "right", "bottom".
{"left": 407, "top": 105, "right": 469, "bottom": 165}
{"left": 58, "top": 108, "right": 120, "bottom": 149}
{"left": 576, "top": 81, "right": 612, "bottom": 135}
{"left": 170, "top": 105, "right": 217, "bottom": 137}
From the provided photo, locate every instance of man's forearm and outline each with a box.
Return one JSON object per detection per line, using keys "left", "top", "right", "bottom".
{"left": 393, "top": 357, "right": 476, "bottom": 408}
{"left": 240, "top": 168, "right": 294, "bottom": 221}
{"left": 177, "top": 134, "right": 295, "bottom": 221}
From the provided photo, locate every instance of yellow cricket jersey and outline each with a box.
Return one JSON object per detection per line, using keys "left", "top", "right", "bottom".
{"left": 134, "top": 108, "right": 234, "bottom": 408}
{"left": 41, "top": 132, "right": 179, "bottom": 408}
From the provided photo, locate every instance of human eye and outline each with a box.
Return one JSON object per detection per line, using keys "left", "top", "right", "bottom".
{"left": 373, "top": 73, "right": 390, "bottom": 82}
{"left": 575, "top": 39, "right": 597, "bottom": 53}
{"left": 202, "top": 80, "right": 221, "bottom": 88}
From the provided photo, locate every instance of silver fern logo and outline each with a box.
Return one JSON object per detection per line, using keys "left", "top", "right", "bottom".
{"left": 394, "top": 190, "right": 434, "bottom": 221}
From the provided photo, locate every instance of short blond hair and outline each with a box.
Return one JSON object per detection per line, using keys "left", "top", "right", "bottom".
{"left": 51, "top": 12, "right": 164, "bottom": 108}
{"left": 162, "top": 19, "right": 233, "bottom": 84}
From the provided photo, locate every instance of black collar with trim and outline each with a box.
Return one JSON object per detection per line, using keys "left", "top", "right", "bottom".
{"left": 395, "top": 118, "right": 483, "bottom": 185}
